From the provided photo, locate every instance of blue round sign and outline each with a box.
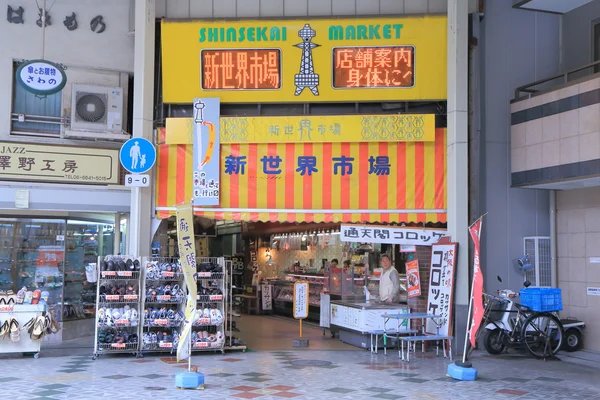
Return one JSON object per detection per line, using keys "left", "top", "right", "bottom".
{"left": 119, "top": 138, "right": 156, "bottom": 174}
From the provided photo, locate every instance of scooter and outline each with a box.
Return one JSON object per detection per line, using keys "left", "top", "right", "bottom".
{"left": 560, "top": 317, "right": 585, "bottom": 352}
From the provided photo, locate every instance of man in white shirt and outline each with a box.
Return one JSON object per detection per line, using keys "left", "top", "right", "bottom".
{"left": 379, "top": 254, "right": 400, "bottom": 303}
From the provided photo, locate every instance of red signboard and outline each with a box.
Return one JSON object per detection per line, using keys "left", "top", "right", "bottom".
{"left": 332, "top": 46, "right": 414, "bottom": 88}
{"left": 406, "top": 259, "right": 421, "bottom": 298}
{"left": 201, "top": 49, "right": 281, "bottom": 90}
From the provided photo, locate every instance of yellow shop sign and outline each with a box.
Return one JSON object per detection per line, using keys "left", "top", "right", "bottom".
{"left": 161, "top": 16, "right": 447, "bottom": 104}
{"left": 0, "top": 142, "right": 119, "bottom": 184}
{"left": 164, "top": 114, "right": 435, "bottom": 145}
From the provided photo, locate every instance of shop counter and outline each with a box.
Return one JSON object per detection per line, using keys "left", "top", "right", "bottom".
{"left": 330, "top": 300, "right": 410, "bottom": 349}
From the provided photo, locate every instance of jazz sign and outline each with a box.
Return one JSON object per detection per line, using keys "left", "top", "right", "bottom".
{"left": 16, "top": 60, "right": 67, "bottom": 96}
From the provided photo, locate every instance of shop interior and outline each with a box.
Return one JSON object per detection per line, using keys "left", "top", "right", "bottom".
{"left": 153, "top": 218, "right": 427, "bottom": 351}
{"left": 0, "top": 214, "right": 127, "bottom": 341}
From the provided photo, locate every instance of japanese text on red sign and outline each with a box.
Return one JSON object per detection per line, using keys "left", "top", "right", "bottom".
{"left": 202, "top": 49, "right": 281, "bottom": 90}
{"left": 332, "top": 46, "right": 414, "bottom": 88}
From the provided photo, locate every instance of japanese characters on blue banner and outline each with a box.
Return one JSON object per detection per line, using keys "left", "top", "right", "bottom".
{"left": 340, "top": 225, "right": 447, "bottom": 246}
{"left": 192, "top": 98, "right": 220, "bottom": 206}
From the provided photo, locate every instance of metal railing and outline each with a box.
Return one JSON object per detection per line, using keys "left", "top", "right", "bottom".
{"left": 514, "top": 60, "right": 600, "bottom": 100}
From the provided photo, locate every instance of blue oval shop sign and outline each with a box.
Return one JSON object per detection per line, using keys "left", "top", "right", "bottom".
{"left": 16, "top": 60, "right": 67, "bottom": 96}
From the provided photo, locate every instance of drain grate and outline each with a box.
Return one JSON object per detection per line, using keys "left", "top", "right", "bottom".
{"left": 290, "top": 359, "right": 332, "bottom": 367}
{"left": 144, "top": 386, "right": 167, "bottom": 391}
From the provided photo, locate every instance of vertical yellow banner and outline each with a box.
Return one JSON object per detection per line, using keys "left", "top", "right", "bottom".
{"left": 175, "top": 203, "right": 197, "bottom": 362}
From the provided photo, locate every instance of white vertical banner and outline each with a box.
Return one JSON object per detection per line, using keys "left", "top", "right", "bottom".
{"left": 425, "top": 241, "right": 457, "bottom": 336}
{"left": 261, "top": 284, "right": 273, "bottom": 311}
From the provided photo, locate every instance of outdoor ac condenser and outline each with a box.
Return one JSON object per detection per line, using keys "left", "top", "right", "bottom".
{"left": 523, "top": 236, "right": 552, "bottom": 287}
{"left": 70, "top": 84, "right": 123, "bottom": 133}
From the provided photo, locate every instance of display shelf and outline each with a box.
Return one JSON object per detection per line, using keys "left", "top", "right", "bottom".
{"left": 93, "top": 255, "right": 143, "bottom": 360}
{"left": 193, "top": 257, "right": 226, "bottom": 353}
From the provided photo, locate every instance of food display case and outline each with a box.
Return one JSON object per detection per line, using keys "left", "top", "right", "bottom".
{"left": 274, "top": 273, "right": 325, "bottom": 321}
{"left": 330, "top": 300, "right": 410, "bottom": 349}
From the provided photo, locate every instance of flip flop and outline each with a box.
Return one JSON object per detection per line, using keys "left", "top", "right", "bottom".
{"left": 30, "top": 316, "right": 45, "bottom": 340}
{"left": 24, "top": 291, "right": 33, "bottom": 304}
{"left": 0, "top": 319, "right": 9, "bottom": 339}
{"left": 31, "top": 290, "right": 41, "bottom": 305}
{"left": 9, "top": 318, "right": 20, "bottom": 342}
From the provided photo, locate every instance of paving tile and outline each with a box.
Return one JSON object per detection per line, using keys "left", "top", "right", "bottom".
{"left": 129, "top": 359, "right": 155, "bottom": 363}
{"left": 534, "top": 377, "right": 564, "bottom": 382}
{"left": 102, "top": 374, "right": 132, "bottom": 379}
{"left": 231, "top": 393, "right": 265, "bottom": 399}
{"left": 272, "top": 392, "right": 303, "bottom": 398}
{"left": 56, "top": 369, "right": 85, "bottom": 374}
{"left": 244, "top": 377, "right": 273, "bottom": 382}
{"left": 242, "top": 372, "right": 270, "bottom": 376}
{"left": 269, "top": 385, "right": 297, "bottom": 391}
{"left": 502, "top": 377, "right": 530, "bottom": 383}
{"left": 34, "top": 390, "right": 65, "bottom": 396}
{"left": 364, "top": 387, "right": 393, "bottom": 393}
{"left": 497, "top": 389, "right": 529, "bottom": 396}
{"left": 39, "top": 384, "right": 71, "bottom": 390}
{"left": 391, "top": 372, "right": 420, "bottom": 378}
{"left": 210, "top": 372, "right": 237, "bottom": 377}
{"left": 221, "top": 358, "right": 244, "bottom": 362}
{"left": 230, "top": 385, "right": 262, "bottom": 391}
{"left": 371, "top": 394, "right": 405, "bottom": 400}
{"left": 325, "top": 387, "right": 356, "bottom": 393}
{"left": 0, "top": 377, "right": 18, "bottom": 382}
{"left": 138, "top": 374, "right": 166, "bottom": 379}
{"left": 402, "top": 378, "right": 430, "bottom": 383}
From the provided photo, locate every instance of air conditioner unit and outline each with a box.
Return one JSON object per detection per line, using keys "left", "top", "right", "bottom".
{"left": 523, "top": 236, "right": 552, "bottom": 287}
{"left": 70, "top": 84, "right": 123, "bottom": 133}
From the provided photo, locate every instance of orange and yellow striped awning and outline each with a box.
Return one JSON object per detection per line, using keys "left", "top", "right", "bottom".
{"left": 156, "top": 128, "right": 447, "bottom": 224}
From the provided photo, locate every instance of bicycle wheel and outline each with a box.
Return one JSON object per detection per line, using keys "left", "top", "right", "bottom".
{"left": 521, "top": 312, "right": 563, "bottom": 359}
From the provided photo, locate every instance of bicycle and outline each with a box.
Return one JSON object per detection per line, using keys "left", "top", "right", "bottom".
{"left": 481, "top": 282, "right": 564, "bottom": 360}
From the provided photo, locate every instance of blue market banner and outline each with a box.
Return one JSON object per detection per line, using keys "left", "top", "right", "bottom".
{"left": 192, "top": 98, "right": 220, "bottom": 206}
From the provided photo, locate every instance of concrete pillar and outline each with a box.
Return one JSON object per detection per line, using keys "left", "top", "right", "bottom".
{"left": 128, "top": 0, "right": 155, "bottom": 257}
{"left": 447, "top": 0, "right": 470, "bottom": 355}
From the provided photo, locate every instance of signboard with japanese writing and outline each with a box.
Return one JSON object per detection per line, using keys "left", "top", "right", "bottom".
{"left": 425, "top": 240, "right": 457, "bottom": 336}
{"left": 161, "top": 17, "right": 447, "bottom": 103}
{"left": 155, "top": 128, "right": 447, "bottom": 224}
{"left": 16, "top": 60, "right": 66, "bottom": 96}
{"left": 192, "top": 98, "right": 221, "bottom": 206}
{"left": 293, "top": 281, "right": 309, "bottom": 319}
{"left": 406, "top": 259, "right": 421, "bottom": 298}
{"left": 340, "top": 225, "right": 447, "bottom": 247}
{"left": 175, "top": 203, "right": 198, "bottom": 362}
{"left": 0, "top": 142, "right": 119, "bottom": 184}
{"left": 165, "top": 114, "right": 435, "bottom": 145}
{"left": 261, "top": 284, "right": 273, "bottom": 311}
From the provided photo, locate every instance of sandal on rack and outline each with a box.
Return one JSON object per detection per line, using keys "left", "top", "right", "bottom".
{"left": 9, "top": 318, "right": 20, "bottom": 342}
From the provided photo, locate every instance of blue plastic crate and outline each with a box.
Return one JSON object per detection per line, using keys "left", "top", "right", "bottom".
{"left": 519, "top": 288, "right": 562, "bottom": 312}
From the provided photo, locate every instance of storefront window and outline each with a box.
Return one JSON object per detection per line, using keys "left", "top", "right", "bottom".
{"left": 0, "top": 217, "right": 116, "bottom": 323}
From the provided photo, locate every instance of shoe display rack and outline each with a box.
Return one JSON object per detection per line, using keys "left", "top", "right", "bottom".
{"left": 0, "top": 303, "right": 52, "bottom": 358}
{"left": 93, "top": 255, "right": 143, "bottom": 360}
{"left": 192, "top": 257, "right": 226, "bottom": 353}
{"left": 224, "top": 257, "right": 247, "bottom": 352}
{"left": 140, "top": 258, "right": 186, "bottom": 355}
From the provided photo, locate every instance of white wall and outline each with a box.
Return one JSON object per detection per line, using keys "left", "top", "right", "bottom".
{"left": 0, "top": 0, "right": 134, "bottom": 139}
{"left": 156, "top": 0, "right": 479, "bottom": 18}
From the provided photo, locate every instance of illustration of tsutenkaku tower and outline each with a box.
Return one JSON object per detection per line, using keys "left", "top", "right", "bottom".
{"left": 294, "top": 24, "right": 320, "bottom": 96}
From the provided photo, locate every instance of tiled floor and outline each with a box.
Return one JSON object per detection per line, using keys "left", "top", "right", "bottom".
{"left": 2, "top": 315, "right": 598, "bottom": 399}
{"left": 1, "top": 348, "right": 600, "bottom": 399}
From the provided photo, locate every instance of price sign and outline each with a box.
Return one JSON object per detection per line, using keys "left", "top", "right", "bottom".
{"left": 115, "top": 319, "right": 130, "bottom": 325}
{"left": 293, "top": 281, "right": 309, "bottom": 320}
{"left": 162, "top": 271, "right": 175, "bottom": 278}
{"left": 117, "top": 271, "right": 133, "bottom": 277}
{"left": 194, "top": 342, "right": 209, "bottom": 348}
{"left": 159, "top": 342, "right": 173, "bottom": 348}
{"left": 111, "top": 343, "right": 126, "bottom": 348}
{"left": 197, "top": 318, "right": 211, "bottom": 325}
{"left": 0, "top": 306, "right": 14, "bottom": 312}
{"left": 105, "top": 295, "right": 120, "bottom": 301}
{"left": 209, "top": 295, "right": 223, "bottom": 301}
{"left": 154, "top": 319, "right": 169, "bottom": 325}
{"left": 198, "top": 272, "right": 212, "bottom": 278}
{"left": 125, "top": 174, "right": 150, "bottom": 187}
{"left": 102, "top": 271, "right": 116, "bottom": 277}
{"left": 123, "top": 295, "right": 138, "bottom": 301}
{"left": 157, "top": 295, "right": 171, "bottom": 302}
